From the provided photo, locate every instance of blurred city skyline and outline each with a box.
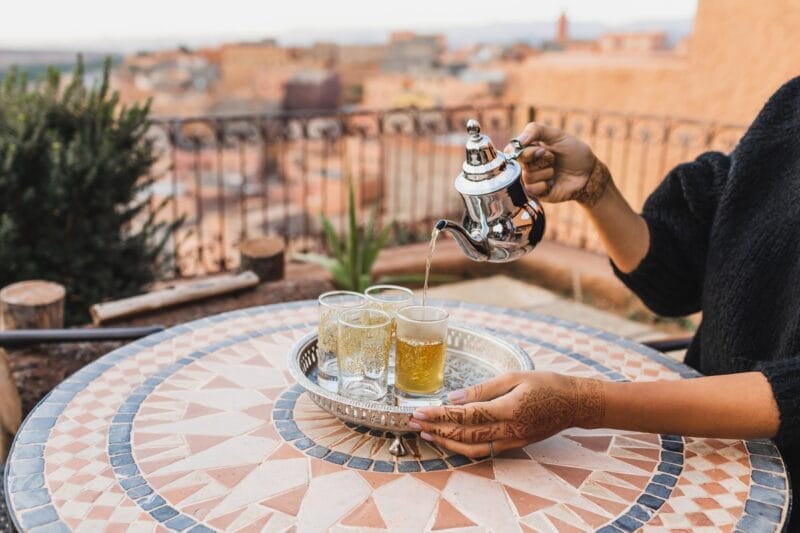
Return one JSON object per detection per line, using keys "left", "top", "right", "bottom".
{"left": 2, "top": 0, "right": 697, "bottom": 52}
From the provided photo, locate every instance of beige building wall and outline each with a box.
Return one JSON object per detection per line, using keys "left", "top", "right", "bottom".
{"left": 512, "top": 0, "right": 800, "bottom": 125}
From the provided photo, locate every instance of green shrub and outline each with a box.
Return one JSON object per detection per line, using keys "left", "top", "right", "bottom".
{"left": 0, "top": 57, "right": 178, "bottom": 325}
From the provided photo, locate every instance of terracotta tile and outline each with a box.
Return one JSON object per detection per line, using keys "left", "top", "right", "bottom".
{"left": 701, "top": 482, "right": 727, "bottom": 495}
{"left": 243, "top": 404, "right": 273, "bottom": 422}
{"left": 695, "top": 497, "right": 723, "bottom": 510}
{"left": 236, "top": 513, "right": 272, "bottom": 532}
{"left": 585, "top": 495, "right": 628, "bottom": 515}
{"left": 687, "top": 511, "right": 714, "bottom": 526}
{"left": 310, "top": 457, "right": 346, "bottom": 478}
{"left": 204, "top": 376, "right": 242, "bottom": 389}
{"left": 607, "top": 472, "right": 650, "bottom": 489}
{"left": 184, "top": 434, "right": 230, "bottom": 454}
{"left": 162, "top": 483, "right": 207, "bottom": 505}
{"left": 135, "top": 446, "right": 179, "bottom": 460}
{"left": 565, "top": 503, "right": 612, "bottom": 527}
{"left": 249, "top": 423, "right": 280, "bottom": 439}
{"left": 615, "top": 456, "right": 656, "bottom": 472}
{"left": 459, "top": 460, "right": 495, "bottom": 480}
{"left": 181, "top": 495, "right": 226, "bottom": 520}
{"left": 86, "top": 505, "right": 115, "bottom": 520}
{"left": 340, "top": 496, "right": 388, "bottom": 528}
{"left": 624, "top": 432, "right": 661, "bottom": 446}
{"left": 495, "top": 447, "right": 531, "bottom": 460}
{"left": 206, "top": 463, "right": 259, "bottom": 488}
{"left": 706, "top": 452, "right": 728, "bottom": 465}
{"left": 504, "top": 485, "right": 556, "bottom": 516}
{"left": 706, "top": 468, "right": 730, "bottom": 481}
{"left": 545, "top": 513, "right": 586, "bottom": 533}
{"left": 184, "top": 403, "right": 224, "bottom": 419}
{"left": 660, "top": 502, "right": 674, "bottom": 512}
{"left": 541, "top": 463, "right": 592, "bottom": 489}
{"left": 208, "top": 509, "right": 242, "bottom": 530}
{"left": 413, "top": 470, "right": 453, "bottom": 491}
{"left": 623, "top": 446, "right": 661, "bottom": 461}
{"left": 720, "top": 524, "right": 734, "bottom": 533}
{"left": 520, "top": 523, "right": 537, "bottom": 533}
{"left": 649, "top": 515, "right": 664, "bottom": 526}
{"left": 565, "top": 435, "right": 612, "bottom": 453}
{"left": 359, "top": 471, "right": 398, "bottom": 490}
{"left": 431, "top": 497, "right": 476, "bottom": 530}
{"left": 147, "top": 472, "right": 189, "bottom": 489}
{"left": 261, "top": 485, "right": 308, "bottom": 516}
{"left": 268, "top": 444, "right": 306, "bottom": 461}
{"left": 597, "top": 482, "right": 642, "bottom": 501}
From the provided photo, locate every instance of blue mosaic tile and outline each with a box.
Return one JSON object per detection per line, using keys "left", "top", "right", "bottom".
{"left": 164, "top": 514, "right": 195, "bottom": 530}
{"left": 120, "top": 476, "right": 146, "bottom": 490}
{"left": 627, "top": 504, "right": 652, "bottom": 522}
{"left": 110, "top": 453, "right": 135, "bottom": 467}
{"left": 118, "top": 403, "right": 140, "bottom": 414}
{"left": 9, "top": 473, "right": 45, "bottom": 492}
{"left": 661, "top": 440, "right": 683, "bottom": 452}
{"left": 752, "top": 469, "right": 786, "bottom": 490}
{"left": 420, "top": 459, "right": 448, "bottom": 471}
{"left": 272, "top": 410, "right": 291, "bottom": 420}
{"left": 127, "top": 484, "right": 154, "bottom": 499}
{"left": 657, "top": 461, "right": 681, "bottom": 476}
{"left": 750, "top": 485, "right": 786, "bottom": 507}
{"left": 279, "top": 428, "right": 304, "bottom": 441}
{"left": 353, "top": 426, "right": 370, "bottom": 434}
{"left": 325, "top": 452, "right": 349, "bottom": 465}
{"left": 30, "top": 520, "right": 70, "bottom": 533}
{"left": 31, "top": 404, "right": 66, "bottom": 417}
{"left": 660, "top": 451, "right": 683, "bottom": 465}
{"left": 108, "top": 443, "right": 132, "bottom": 456}
{"left": 114, "top": 464, "right": 140, "bottom": 478}
{"left": 306, "top": 446, "right": 330, "bottom": 459}
{"left": 736, "top": 513, "right": 777, "bottom": 532}
{"left": 596, "top": 526, "right": 623, "bottom": 533}
{"left": 112, "top": 413, "right": 135, "bottom": 424}
{"left": 347, "top": 457, "right": 373, "bottom": 470}
{"left": 636, "top": 493, "right": 664, "bottom": 510}
{"left": 56, "top": 380, "right": 86, "bottom": 391}
{"left": 294, "top": 438, "right": 314, "bottom": 450}
{"left": 651, "top": 473, "right": 677, "bottom": 487}
{"left": 16, "top": 430, "right": 50, "bottom": 445}
{"left": 12, "top": 488, "right": 50, "bottom": 510}
{"left": 612, "top": 514, "right": 642, "bottom": 532}
{"left": 20, "top": 505, "right": 58, "bottom": 529}
{"left": 24, "top": 418, "right": 57, "bottom": 431}
{"left": 645, "top": 482, "right": 671, "bottom": 499}
{"left": 368, "top": 429, "right": 385, "bottom": 438}
{"left": 750, "top": 454, "right": 784, "bottom": 473}
{"left": 8, "top": 458, "right": 44, "bottom": 477}
{"left": 660, "top": 434, "right": 682, "bottom": 442}
{"left": 138, "top": 494, "right": 167, "bottom": 511}
{"left": 398, "top": 461, "right": 421, "bottom": 473}
{"left": 744, "top": 499, "right": 783, "bottom": 523}
{"left": 445, "top": 455, "right": 471, "bottom": 467}
{"left": 12, "top": 445, "right": 44, "bottom": 460}
{"left": 275, "top": 399, "right": 295, "bottom": 410}
{"left": 373, "top": 460, "right": 395, "bottom": 473}
{"left": 151, "top": 505, "right": 180, "bottom": 522}
{"left": 275, "top": 420, "right": 299, "bottom": 431}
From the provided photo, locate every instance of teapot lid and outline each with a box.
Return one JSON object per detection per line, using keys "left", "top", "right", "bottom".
{"left": 456, "top": 119, "right": 521, "bottom": 195}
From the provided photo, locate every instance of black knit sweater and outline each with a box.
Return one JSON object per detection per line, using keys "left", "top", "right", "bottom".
{"left": 613, "top": 77, "right": 800, "bottom": 524}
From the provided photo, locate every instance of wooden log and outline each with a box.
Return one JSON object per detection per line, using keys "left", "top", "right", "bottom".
{"left": 90, "top": 271, "right": 259, "bottom": 325}
{"left": 0, "top": 347, "right": 22, "bottom": 463}
{"left": 239, "top": 236, "right": 285, "bottom": 282}
{"left": 0, "top": 280, "right": 65, "bottom": 330}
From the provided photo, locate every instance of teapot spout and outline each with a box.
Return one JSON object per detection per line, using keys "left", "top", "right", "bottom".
{"left": 435, "top": 219, "right": 490, "bottom": 262}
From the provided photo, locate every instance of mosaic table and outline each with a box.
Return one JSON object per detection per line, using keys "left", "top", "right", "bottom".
{"left": 4, "top": 300, "right": 791, "bottom": 532}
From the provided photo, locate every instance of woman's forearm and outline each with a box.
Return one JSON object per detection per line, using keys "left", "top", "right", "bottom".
{"left": 583, "top": 372, "right": 780, "bottom": 439}
{"left": 582, "top": 167, "right": 649, "bottom": 273}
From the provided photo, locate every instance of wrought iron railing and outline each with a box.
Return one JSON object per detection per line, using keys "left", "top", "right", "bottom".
{"left": 145, "top": 105, "right": 745, "bottom": 278}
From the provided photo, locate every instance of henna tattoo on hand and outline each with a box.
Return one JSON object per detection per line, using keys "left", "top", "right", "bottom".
{"left": 440, "top": 406, "right": 466, "bottom": 424}
{"left": 470, "top": 406, "right": 499, "bottom": 425}
{"left": 574, "top": 378, "right": 606, "bottom": 429}
{"left": 573, "top": 158, "right": 611, "bottom": 207}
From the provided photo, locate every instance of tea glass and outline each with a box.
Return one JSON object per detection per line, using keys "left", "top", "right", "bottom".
{"left": 317, "top": 291, "right": 367, "bottom": 392}
{"left": 337, "top": 308, "right": 393, "bottom": 401}
{"left": 394, "top": 305, "right": 449, "bottom": 406}
{"left": 364, "top": 284, "right": 415, "bottom": 381}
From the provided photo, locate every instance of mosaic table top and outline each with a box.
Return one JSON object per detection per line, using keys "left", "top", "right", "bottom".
{"left": 4, "top": 300, "right": 791, "bottom": 532}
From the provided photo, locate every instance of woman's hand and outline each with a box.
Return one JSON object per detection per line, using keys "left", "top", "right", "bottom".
{"left": 507, "top": 122, "right": 611, "bottom": 207}
{"left": 409, "top": 371, "right": 606, "bottom": 458}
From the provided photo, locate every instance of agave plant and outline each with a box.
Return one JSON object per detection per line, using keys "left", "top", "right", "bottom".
{"left": 295, "top": 180, "right": 392, "bottom": 292}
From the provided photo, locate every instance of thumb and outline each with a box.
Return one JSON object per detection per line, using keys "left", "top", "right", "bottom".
{"left": 517, "top": 122, "right": 567, "bottom": 148}
{"left": 447, "top": 372, "right": 521, "bottom": 404}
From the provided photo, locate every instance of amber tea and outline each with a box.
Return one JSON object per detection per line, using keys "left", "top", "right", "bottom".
{"left": 395, "top": 337, "right": 447, "bottom": 395}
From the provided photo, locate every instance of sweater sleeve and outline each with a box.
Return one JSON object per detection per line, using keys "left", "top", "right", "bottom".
{"left": 612, "top": 151, "right": 731, "bottom": 316}
{"left": 756, "top": 357, "right": 800, "bottom": 447}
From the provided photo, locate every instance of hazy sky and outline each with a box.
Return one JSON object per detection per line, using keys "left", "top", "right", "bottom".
{"left": 1, "top": 0, "right": 698, "bottom": 50}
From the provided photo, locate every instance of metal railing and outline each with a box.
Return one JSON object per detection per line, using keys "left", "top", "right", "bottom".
{"left": 144, "top": 104, "right": 746, "bottom": 278}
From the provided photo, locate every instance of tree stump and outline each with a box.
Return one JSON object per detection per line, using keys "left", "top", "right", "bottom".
{"left": 0, "top": 280, "right": 66, "bottom": 330}
{"left": 0, "top": 348, "right": 22, "bottom": 463}
{"left": 239, "top": 236, "right": 285, "bottom": 282}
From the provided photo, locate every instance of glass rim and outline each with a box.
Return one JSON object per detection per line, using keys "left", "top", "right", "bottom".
{"left": 338, "top": 308, "right": 392, "bottom": 329}
{"left": 396, "top": 305, "right": 448, "bottom": 324}
{"left": 318, "top": 290, "right": 367, "bottom": 309}
{"left": 364, "top": 284, "right": 415, "bottom": 302}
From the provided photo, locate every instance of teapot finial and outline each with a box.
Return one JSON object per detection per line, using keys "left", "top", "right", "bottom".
{"left": 466, "top": 119, "right": 481, "bottom": 139}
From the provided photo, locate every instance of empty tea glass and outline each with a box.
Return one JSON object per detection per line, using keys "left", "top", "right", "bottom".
{"left": 317, "top": 291, "right": 367, "bottom": 392}
{"left": 365, "top": 284, "right": 415, "bottom": 381}
{"left": 337, "top": 308, "right": 393, "bottom": 401}
{"left": 394, "top": 305, "right": 449, "bottom": 406}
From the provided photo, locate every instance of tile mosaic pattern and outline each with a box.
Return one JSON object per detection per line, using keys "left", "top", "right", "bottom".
{"left": 4, "top": 300, "right": 791, "bottom": 532}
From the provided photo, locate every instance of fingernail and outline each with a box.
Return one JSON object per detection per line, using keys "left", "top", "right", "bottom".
{"left": 413, "top": 410, "right": 428, "bottom": 420}
{"left": 420, "top": 432, "right": 434, "bottom": 442}
{"left": 447, "top": 390, "right": 466, "bottom": 403}
{"left": 408, "top": 421, "right": 422, "bottom": 430}
{"left": 534, "top": 147, "right": 546, "bottom": 158}
{"left": 517, "top": 132, "right": 530, "bottom": 145}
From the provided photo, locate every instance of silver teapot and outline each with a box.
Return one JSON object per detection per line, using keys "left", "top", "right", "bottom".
{"left": 436, "top": 119, "right": 546, "bottom": 262}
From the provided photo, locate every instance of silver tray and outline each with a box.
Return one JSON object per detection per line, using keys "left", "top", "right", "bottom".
{"left": 288, "top": 323, "right": 533, "bottom": 435}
